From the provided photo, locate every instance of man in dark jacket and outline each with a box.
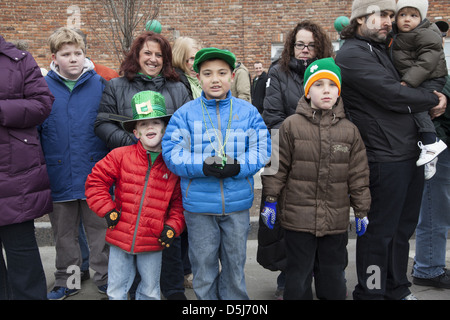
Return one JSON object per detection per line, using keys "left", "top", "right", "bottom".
{"left": 251, "top": 62, "right": 268, "bottom": 114}
{"left": 335, "top": 0, "right": 447, "bottom": 300}
{"left": 0, "top": 35, "right": 54, "bottom": 299}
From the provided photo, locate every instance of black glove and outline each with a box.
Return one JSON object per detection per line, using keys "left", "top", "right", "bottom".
{"left": 203, "top": 155, "right": 240, "bottom": 179}
{"left": 159, "top": 225, "right": 176, "bottom": 248}
{"left": 105, "top": 209, "right": 121, "bottom": 229}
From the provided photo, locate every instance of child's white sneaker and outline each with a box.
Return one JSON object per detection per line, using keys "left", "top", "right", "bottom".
{"left": 416, "top": 140, "right": 447, "bottom": 166}
{"left": 424, "top": 157, "right": 438, "bottom": 180}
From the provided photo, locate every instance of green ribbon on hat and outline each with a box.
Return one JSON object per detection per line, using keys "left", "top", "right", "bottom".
{"left": 122, "top": 90, "right": 171, "bottom": 133}
{"left": 131, "top": 90, "right": 167, "bottom": 120}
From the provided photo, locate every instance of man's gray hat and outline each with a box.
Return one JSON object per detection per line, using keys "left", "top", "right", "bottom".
{"left": 350, "top": 0, "right": 396, "bottom": 21}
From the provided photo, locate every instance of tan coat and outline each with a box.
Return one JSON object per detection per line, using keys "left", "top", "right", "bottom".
{"left": 262, "top": 97, "right": 371, "bottom": 237}
{"left": 231, "top": 62, "right": 252, "bottom": 103}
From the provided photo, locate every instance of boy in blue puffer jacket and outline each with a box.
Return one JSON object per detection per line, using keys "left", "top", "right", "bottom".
{"left": 40, "top": 27, "right": 110, "bottom": 300}
{"left": 162, "top": 48, "right": 271, "bottom": 299}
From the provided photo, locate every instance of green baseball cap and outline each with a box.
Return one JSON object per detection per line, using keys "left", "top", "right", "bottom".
{"left": 122, "top": 91, "right": 171, "bottom": 133}
{"left": 193, "top": 47, "right": 236, "bottom": 73}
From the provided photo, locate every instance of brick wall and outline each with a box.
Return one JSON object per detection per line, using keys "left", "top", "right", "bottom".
{"left": 1, "top": 0, "right": 449, "bottom": 77}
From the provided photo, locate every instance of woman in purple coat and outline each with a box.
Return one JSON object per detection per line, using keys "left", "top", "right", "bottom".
{"left": 0, "top": 35, "right": 54, "bottom": 299}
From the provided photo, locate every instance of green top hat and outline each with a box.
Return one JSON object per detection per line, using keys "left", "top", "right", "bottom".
{"left": 122, "top": 91, "right": 171, "bottom": 133}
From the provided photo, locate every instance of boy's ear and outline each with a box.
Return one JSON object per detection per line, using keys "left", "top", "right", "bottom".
{"left": 133, "top": 128, "right": 139, "bottom": 140}
{"left": 51, "top": 53, "right": 57, "bottom": 64}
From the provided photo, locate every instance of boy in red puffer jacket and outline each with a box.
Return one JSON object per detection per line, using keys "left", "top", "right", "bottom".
{"left": 85, "top": 91, "right": 185, "bottom": 300}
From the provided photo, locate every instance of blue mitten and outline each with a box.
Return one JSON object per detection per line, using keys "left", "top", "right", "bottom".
{"left": 355, "top": 216, "right": 369, "bottom": 236}
{"left": 261, "top": 201, "right": 277, "bottom": 230}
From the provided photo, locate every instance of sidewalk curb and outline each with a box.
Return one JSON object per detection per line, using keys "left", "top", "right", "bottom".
{"left": 35, "top": 216, "right": 359, "bottom": 247}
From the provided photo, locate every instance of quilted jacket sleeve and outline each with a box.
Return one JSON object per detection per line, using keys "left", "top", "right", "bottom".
{"left": 164, "top": 177, "right": 185, "bottom": 236}
{"left": 401, "top": 30, "right": 446, "bottom": 88}
{"left": 85, "top": 149, "right": 121, "bottom": 217}
{"left": 0, "top": 53, "right": 54, "bottom": 128}
{"left": 261, "top": 119, "right": 292, "bottom": 198}
{"left": 262, "top": 65, "right": 287, "bottom": 130}
{"left": 235, "top": 105, "right": 271, "bottom": 179}
{"left": 162, "top": 101, "right": 205, "bottom": 178}
{"left": 347, "top": 125, "right": 371, "bottom": 218}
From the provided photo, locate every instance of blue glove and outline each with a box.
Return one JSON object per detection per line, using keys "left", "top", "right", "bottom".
{"left": 355, "top": 216, "right": 369, "bottom": 236}
{"left": 261, "top": 201, "right": 277, "bottom": 229}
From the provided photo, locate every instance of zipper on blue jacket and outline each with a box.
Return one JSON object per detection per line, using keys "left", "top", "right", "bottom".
{"left": 216, "top": 100, "right": 226, "bottom": 215}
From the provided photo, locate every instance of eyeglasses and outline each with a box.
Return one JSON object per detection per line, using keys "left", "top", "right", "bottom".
{"left": 294, "top": 43, "right": 315, "bottom": 51}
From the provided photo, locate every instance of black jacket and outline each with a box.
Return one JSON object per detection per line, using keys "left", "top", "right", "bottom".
{"left": 262, "top": 58, "right": 313, "bottom": 130}
{"left": 251, "top": 71, "right": 268, "bottom": 114}
{"left": 95, "top": 74, "right": 190, "bottom": 149}
{"left": 335, "top": 35, "right": 439, "bottom": 162}
{"left": 175, "top": 67, "right": 194, "bottom": 100}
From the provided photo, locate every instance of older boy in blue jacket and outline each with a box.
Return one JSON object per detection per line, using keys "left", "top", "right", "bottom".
{"left": 162, "top": 48, "right": 271, "bottom": 299}
{"left": 40, "top": 27, "right": 110, "bottom": 300}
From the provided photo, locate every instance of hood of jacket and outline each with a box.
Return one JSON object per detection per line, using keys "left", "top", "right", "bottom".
{"left": 0, "top": 35, "right": 27, "bottom": 62}
{"left": 49, "top": 58, "right": 95, "bottom": 81}
{"left": 296, "top": 95, "right": 346, "bottom": 125}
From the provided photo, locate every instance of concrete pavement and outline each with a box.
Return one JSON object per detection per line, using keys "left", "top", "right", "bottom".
{"left": 35, "top": 171, "right": 450, "bottom": 301}
{"left": 39, "top": 238, "right": 450, "bottom": 301}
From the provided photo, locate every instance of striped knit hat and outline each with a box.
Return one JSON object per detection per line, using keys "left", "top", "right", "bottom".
{"left": 303, "top": 57, "right": 342, "bottom": 97}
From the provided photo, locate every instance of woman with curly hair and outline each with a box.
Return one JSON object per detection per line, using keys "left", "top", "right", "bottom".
{"left": 95, "top": 31, "right": 189, "bottom": 149}
{"left": 262, "top": 21, "right": 334, "bottom": 130}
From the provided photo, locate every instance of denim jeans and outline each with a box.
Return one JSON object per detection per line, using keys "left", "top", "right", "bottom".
{"left": 107, "top": 245, "right": 162, "bottom": 300}
{"left": 413, "top": 148, "right": 450, "bottom": 279}
{"left": 184, "top": 210, "right": 250, "bottom": 300}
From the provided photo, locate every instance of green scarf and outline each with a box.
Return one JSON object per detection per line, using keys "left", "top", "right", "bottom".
{"left": 186, "top": 73, "right": 202, "bottom": 99}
